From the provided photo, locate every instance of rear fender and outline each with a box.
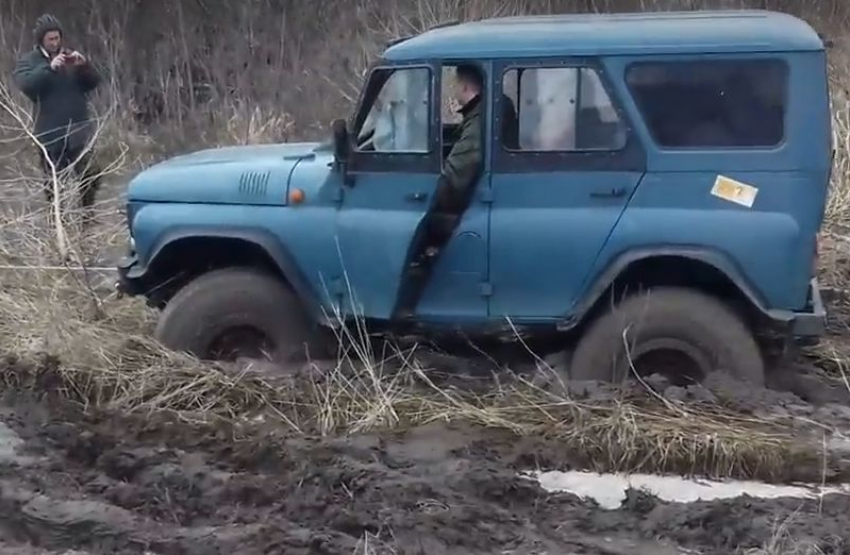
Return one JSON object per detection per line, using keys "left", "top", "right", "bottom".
{"left": 557, "top": 246, "right": 782, "bottom": 331}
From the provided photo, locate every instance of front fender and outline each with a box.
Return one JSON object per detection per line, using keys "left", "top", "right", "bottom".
{"left": 119, "top": 225, "right": 328, "bottom": 325}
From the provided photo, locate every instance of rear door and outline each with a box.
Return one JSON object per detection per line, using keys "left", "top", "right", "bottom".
{"left": 487, "top": 58, "right": 647, "bottom": 321}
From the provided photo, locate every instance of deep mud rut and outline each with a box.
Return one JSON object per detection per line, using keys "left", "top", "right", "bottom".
{"left": 0, "top": 374, "right": 847, "bottom": 555}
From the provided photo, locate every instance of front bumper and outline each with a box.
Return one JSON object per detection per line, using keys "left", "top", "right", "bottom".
{"left": 115, "top": 252, "right": 147, "bottom": 298}
{"left": 787, "top": 278, "right": 827, "bottom": 337}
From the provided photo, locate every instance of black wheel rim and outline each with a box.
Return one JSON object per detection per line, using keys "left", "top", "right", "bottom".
{"left": 623, "top": 337, "right": 714, "bottom": 386}
{"left": 207, "top": 326, "right": 275, "bottom": 362}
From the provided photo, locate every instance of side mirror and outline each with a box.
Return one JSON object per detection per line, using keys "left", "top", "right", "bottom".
{"left": 331, "top": 118, "right": 354, "bottom": 186}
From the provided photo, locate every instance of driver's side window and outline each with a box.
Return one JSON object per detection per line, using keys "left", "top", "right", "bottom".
{"left": 355, "top": 67, "right": 431, "bottom": 154}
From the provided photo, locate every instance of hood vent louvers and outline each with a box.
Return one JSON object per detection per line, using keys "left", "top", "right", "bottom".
{"left": 238, "top": 170, "right": 270, "bottom": 196}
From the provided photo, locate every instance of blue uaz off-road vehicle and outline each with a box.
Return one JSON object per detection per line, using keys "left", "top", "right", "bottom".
{"left": 117, "top": 10, "right": 831, "bottom": 386}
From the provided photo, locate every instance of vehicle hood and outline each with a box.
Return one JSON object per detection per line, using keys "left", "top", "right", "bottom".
{"left": 127, "top": 142, "right": 327, "bottom": 205}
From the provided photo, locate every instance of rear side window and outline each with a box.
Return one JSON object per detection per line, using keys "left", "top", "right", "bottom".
{"left": 502, "top": 66, "right": 627, "bottom": 152}
{"left": 625, "top": 59, "right": 788, "bottom": 148}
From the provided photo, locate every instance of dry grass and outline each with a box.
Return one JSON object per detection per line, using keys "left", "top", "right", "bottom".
{"left": 745, "top": 512, "right": 841, "bottom": 555}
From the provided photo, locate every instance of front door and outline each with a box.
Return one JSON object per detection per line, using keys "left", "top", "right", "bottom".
{"left": 416, "top": 62, "right": 490, "bottom": 323}
{"left": 487, "top": 59, "right": 647, "bottom": 321}
{"left": 333, "top": 63, "right": 442, "bottom": 321}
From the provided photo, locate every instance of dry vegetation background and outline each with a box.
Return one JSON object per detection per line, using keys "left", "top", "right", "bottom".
{"left": 0, "top": 0, "right": 847, "bottom": 494}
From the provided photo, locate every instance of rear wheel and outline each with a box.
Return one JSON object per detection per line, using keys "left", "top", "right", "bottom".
{"left": 569, "top": 286, "right": 765, "bottom": 386}
{"left": 154, "top": 267, "right": 326, "bottom": 362}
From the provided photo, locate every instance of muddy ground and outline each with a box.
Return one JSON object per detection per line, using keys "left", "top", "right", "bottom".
{"left": 0, "top": 358, "right": 847, "bottom": 555}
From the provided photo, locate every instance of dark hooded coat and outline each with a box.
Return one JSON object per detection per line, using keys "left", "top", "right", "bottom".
{"left": 12, "top": 14, "right": 101, "bottom": 154}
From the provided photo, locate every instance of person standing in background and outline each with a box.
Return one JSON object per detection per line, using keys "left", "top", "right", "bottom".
{"left": 12, "top": 13, "right": 103, "bottom": 226}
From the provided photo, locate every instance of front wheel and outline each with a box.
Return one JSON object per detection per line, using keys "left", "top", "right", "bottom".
{"left": 569, "top": 286, "right": 765, "bottom": 386}
{"left": 154, "top": 267, "right": 326, "bottom": 362}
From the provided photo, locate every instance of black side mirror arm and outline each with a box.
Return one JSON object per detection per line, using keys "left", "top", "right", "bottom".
{"left": 331, "top": 119, "right": 356, "bottom": 187}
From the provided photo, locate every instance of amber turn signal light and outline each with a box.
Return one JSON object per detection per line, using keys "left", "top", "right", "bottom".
{"left": 289, "top": 188, "right": 305, "bottom": 204}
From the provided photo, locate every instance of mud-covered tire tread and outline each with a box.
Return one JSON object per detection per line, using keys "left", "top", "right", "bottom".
{"left": 154, "top": 267, "right": 321, "bottom": 361}
{"left": 569, "top": 286, "right": 765, "bottom": 385}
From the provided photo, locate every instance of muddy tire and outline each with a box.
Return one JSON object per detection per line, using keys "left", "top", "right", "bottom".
{"left": 154, "top": 267, "right": 325, "bottom": 362}
{"left": 569, "top": 286, "right": 765, "bottom": 386}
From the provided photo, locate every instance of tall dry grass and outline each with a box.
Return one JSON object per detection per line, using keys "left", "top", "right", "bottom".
{"left": 0, "top": 0, "right": 847, "bottom": 497}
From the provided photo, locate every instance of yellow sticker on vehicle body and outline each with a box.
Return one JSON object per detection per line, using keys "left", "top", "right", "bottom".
{"left": 711, "top": 175, "right": 758, "bottom": 208}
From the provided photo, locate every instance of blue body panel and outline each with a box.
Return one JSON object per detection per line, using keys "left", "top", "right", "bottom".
{"left": 488, "top": 171, "right": 643, "bottom": 319}
{"left": 277, "top": 152, "right": 349, "bottom": 314}
{"left": 578, "top": 52, "right": 831, "bottom": 314}
{"left": 415, "top": 197, "right": 490, "bottom": 321}
{"left": 127, "top": 143, "right": 322, "bottom": 206}
{"left": 122, "top": 10, "right": 831, "bottom": 334}
{"left": 331, "top": 170, "right": 435, "bottom": 320}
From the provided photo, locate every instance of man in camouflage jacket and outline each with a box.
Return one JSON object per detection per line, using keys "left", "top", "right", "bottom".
{"left": 434, "top": 64, "right": 484, "bottom": 214}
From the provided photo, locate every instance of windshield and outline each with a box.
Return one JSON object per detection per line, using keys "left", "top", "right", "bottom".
{"left": 356, "top": 67, "right": 430, "bottom": 153}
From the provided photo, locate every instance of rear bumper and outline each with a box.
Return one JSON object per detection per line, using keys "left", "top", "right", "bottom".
{"left": 787, "top": 278, "right": 827, "bottom": 338}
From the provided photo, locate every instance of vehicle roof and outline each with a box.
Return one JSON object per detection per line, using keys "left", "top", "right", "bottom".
{"left": 382, "top": 10, "right": 824, "bottom": 61}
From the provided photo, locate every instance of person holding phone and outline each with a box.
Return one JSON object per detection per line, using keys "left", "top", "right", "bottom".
{"left": 12, "top": 13, "right": 103, "bottom": 226}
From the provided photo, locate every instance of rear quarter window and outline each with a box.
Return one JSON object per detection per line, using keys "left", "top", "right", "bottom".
{"left": 625, "top": 59, "right": 788, "bottom": 149}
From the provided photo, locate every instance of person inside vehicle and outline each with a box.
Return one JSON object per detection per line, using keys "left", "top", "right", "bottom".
{"left": 433, "top": 63, "right": 485, "bottom": 213}
{"left": 393, "top": 63, "right": 487, "bottom": 320}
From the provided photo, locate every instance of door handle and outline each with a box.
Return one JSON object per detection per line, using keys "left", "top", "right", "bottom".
{"left": 590, "top": 187, "right": 626, "bottom": 199}
{"left": 406, "top": 192, "right": 428, "bottom": 203}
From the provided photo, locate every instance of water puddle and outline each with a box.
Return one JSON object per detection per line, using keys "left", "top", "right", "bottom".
{"left": 524, "top": 470, "right": 850, "bottom": 509}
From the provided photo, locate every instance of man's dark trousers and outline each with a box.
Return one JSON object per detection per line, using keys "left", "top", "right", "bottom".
{"left": 39, "top": 142, "right": 101, "bottom": 220}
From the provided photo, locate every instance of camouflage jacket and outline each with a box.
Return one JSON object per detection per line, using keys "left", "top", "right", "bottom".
{"left": 436, "top": 94, "right": 483, "bottom": 212}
